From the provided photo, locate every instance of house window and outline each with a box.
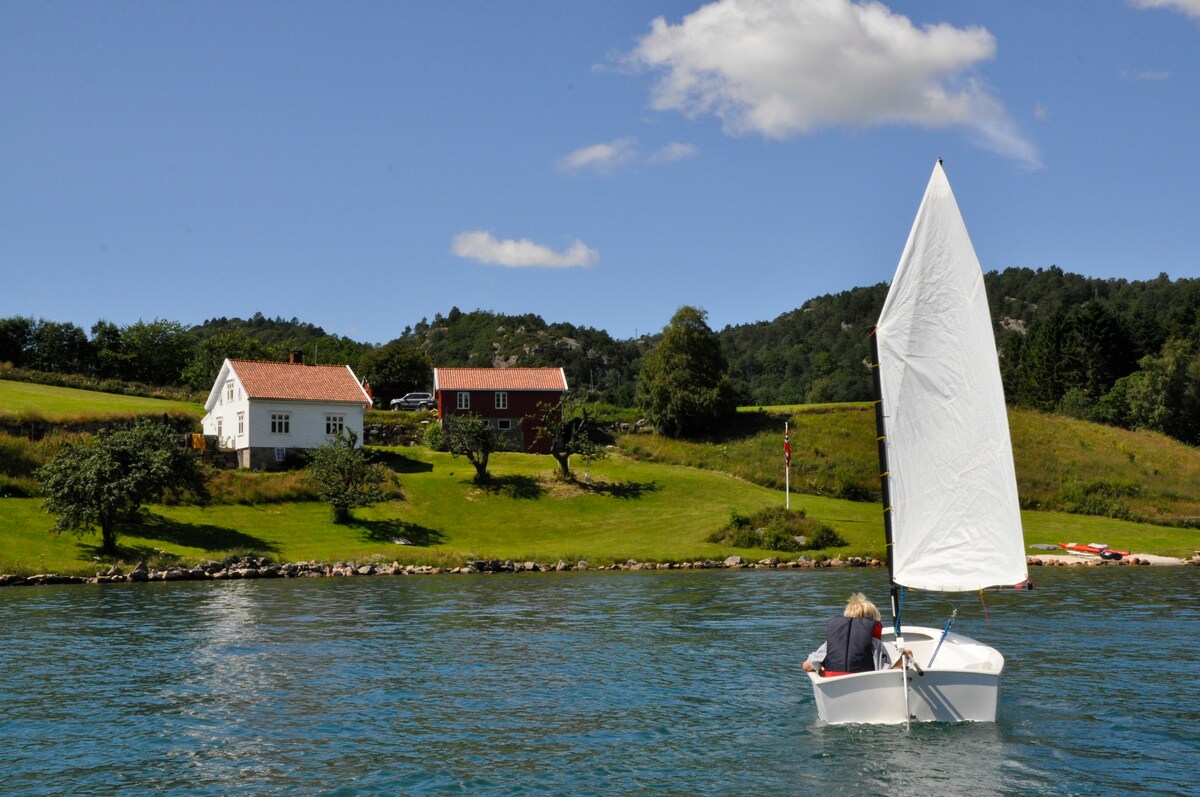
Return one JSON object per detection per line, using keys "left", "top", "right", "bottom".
{"left": 271, "top": 413, "right": 290, "bottom": 434}
{"left": 226, "top": 380, "right": 234, "bottom": 402}
{"left": 497, "top": 419, "right": 512, "bottom": 430}
{"left": 457, "top": 392, "right": 470, "bottom": 410}
{"left": 325, "top": 414, "right": 345, "bottom": 435}
{"left": 237, "top": 412, "right": 245, "bottom": 435}
{"left": 495, "top": 391, "right": 508, "bottom": 410}
{"left": 217, "top": 418, "right": 223, "bottom": 441}
{"left": 275, "top": 448, "right": 287, "bottom": 462}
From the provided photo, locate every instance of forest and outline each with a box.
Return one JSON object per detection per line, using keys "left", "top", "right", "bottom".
{"left": 2, "top": 266, "right": 1199, "bottom": 445}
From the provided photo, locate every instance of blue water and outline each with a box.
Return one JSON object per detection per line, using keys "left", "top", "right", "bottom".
{"left": 2, "top": 567, "right": 1197, "bottom": 795}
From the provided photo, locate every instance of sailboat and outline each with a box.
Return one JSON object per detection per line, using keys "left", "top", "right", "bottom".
{"left": 807, "top": 161, "right": 1029, "bottom": 724}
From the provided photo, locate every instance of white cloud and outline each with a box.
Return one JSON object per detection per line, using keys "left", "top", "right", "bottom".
{"left": 625, "top": 0, "right": 1040, "bottom": 168}
{"left": 650, "top": 142, "right": 700, "bottom": 162}
{"left": 451, "top": 231, "right": 599, "bottom": 269}
{"left": 558, "top": 138, "right": 637, "bottom": 174}
{"left": 1130, "top": 0, "right": 1200, "bottom": 19}
{"left": 1121, "top": 68, "right": 1170, "bottom": 80}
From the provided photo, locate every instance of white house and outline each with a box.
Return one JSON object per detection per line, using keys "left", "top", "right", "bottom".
{"left": 201, "top": 355, "right": 373, "bottom": 469}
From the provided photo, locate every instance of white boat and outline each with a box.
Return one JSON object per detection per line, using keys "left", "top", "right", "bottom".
{"left": 808, "top": 161, "right": 1029, "bottom": 725}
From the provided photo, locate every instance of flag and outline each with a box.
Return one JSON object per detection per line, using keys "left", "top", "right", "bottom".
{"left": 784, "top": 428, "right": 791, "bottom": 466}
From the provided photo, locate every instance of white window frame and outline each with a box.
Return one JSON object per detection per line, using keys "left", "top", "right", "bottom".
{"left": 270, "top": 412, "right": 290, "bottom": 434}
{"left": 325, "top": 414, "right": 345, "bottom": 435}
{"left": 457, "top": 391, "right": 470, "bottom": 410}
{"left": 225, "top": 379, "right": 234, "bottom": 402}
{"left": 275, "top": 447, "right": 287, "bottom": 462}
{"left": 237, "top": 411, "right": 245, "bottom": 435}
{"left": 495, "top": 391, "right": 508, "bottom": 410}
{"left": 497, "top": 419, "right": 512, "bottom": 430}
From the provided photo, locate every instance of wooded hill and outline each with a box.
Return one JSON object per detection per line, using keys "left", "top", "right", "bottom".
{"left": 721, "top": 267, "right": 1200, "bottom": 445}
{"left": 3, "top": 267, "right": 1199, "bottom": 444}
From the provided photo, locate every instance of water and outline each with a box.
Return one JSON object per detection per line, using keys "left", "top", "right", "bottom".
{"left": 2, "top": 567, "right": 1197, "bottom": 795}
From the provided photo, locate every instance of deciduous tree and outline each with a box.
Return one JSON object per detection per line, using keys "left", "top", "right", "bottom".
{"left": 441, "top": 414, "right": 512, "bottom": 483}
{"left": 306, "top": 430, "right": 389, "bottom": 523}
{"left": 38, "top": 422, "right": 210, "bottom": 555}
{"left": 636, "top": 306, "right": 736, "bottom": 438}
{"left": 357, "top": 340, "right": 432, "bottom": 406}
{"left": 534, "top": 398, "right": 608, "bottom": 479}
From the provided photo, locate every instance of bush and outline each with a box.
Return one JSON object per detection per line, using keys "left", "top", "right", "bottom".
{"left": 423, "top": 423, "right": 447, "bottom": 451}
{"left": 707, "top": 506, "right": 847, "bottom": 552}
{"left": 1058, "top": 479, "right": 1142, "bottom": 521}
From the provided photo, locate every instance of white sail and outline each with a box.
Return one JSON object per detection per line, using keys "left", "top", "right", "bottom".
{"left": 875, "top": 162, "right": 1028, "bottom": 592}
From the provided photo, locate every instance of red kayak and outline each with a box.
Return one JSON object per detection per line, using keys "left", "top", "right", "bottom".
{"left": 1057, "top": 542, "right": 1129, "bottom": 560}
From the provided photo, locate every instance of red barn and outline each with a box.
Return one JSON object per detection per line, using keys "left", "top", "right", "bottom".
{"left": 433, "top": 367, "right": 568, "bottom": 454}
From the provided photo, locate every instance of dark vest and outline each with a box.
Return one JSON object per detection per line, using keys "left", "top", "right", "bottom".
{"left": 822, "top": 617, "right": 878, "bottom": 674}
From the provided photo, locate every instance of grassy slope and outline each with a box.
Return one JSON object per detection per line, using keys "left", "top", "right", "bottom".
{"left": 621, "top": 404, "right": 1200, "bottom": 527}
{"left": 1, "top": 449, "right": 798, "bottom": 575}
{"left": 2, "top": 445, "right": 1192, "bottom": 577}
{"left": 0, "top": 379, "right": 203, "bottom": 421}
{"left": 1, "top": 384, "right": 1197, "bottom": 574}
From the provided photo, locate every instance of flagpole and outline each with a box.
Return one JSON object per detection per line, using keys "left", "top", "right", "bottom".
{"left": 784, "top": 422, "right": 790, "bottom": 510}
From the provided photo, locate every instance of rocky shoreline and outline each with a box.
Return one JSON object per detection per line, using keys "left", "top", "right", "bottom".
{"left": 1, "top": 551, "right": 1194, "bottom": 587}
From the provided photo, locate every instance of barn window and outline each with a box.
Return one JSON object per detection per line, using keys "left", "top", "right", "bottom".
{"left": 457, "top": 392, "right": 470, "bottom": 410}
{"left": 495, "top": 391, "right": 508, "bottom": 410}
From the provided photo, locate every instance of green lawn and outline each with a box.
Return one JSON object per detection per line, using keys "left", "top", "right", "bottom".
{"left": 0, "top": 379, "right": 203, "bottom": 422}
{"left": 2, "top": 446, "right": 1194, "bottom": 576}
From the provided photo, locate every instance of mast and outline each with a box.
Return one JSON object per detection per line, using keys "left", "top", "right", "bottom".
{"left": 869, "top": 328, "right": 900, "bottom": 636}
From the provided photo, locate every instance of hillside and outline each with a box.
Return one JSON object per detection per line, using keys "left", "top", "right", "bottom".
{"left": 715, "top": 268, "right": 1195, "bottom": 410}
{"left": 4, "top": 380, "right": 1198, "bottom": 529}
{"left": 617, "top": 404, "right": 1200, "bottom": 529}
{"left": 2, "top": 443, "right": 1194, "bottom": 578}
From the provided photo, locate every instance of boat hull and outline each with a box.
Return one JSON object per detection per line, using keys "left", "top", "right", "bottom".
{"left": 807, "top": 625, "right": 1004, "bottom": 724}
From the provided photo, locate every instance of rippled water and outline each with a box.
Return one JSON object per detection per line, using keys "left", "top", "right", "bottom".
{"left": 2, "top": 567, "right": 1197, "bottom": 795}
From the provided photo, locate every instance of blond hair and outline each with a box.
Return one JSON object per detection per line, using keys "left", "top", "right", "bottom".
{"left": 843, "top": 592, "right": 882, "bottom": 621}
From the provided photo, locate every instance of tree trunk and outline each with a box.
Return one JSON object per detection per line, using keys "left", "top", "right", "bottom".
{"left": 100, "top": 518, "right": 118, "bottom": 555}
{"left": 553, "top": 451, "right": 571, "bottom": 479}
{"left": 470, "top": 452, "right": 491, "bottom": 483}
{"left": 332, "top": 504, "right": 351, "bottom": 524}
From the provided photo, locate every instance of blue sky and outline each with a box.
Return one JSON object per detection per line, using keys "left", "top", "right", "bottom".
{"left": 3, "top": 0, "right": 1199, "bottom": 345}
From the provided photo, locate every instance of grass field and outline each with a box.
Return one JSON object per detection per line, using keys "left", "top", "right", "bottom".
{"left": 628, "top": 403, "right": 1200, "bottom": 527}
{"left": 0, "top": 379, "right": 203, "bottom": 422}
{"left": 1, "top": 445, "right": 1194, "bottom": 577}
{"left": 1, "top": 384, "right": 1196, "bottom": 575}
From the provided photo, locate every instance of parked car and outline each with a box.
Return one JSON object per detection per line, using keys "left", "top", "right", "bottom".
{"left": 390, "top": 392, "right": 436, "bottom": 411}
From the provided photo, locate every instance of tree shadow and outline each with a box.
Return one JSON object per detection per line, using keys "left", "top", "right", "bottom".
{"left": 125, "top": 512, "right": 280, "bottom": 553}
{"left": 348, "top": 517, "right": 446, "bottom": 547}
{"left": 580, "top": 479, "right": 661, "bottom": 500}
{"left": 694, "top": 411, "right": 783, "bottom": 443}
{"left": 472, "top": 474, "right": 546, "bottom": 500}
{"left": 369, "top": 449, "right": 434, "bottom": 474}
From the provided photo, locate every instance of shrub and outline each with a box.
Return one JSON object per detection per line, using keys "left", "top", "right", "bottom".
{"left": 1058, "top": 479, "right": 1142, "bottom": 521}
{"left": 707, "top": 506, "right": 847, "bottom": 552}
{"left": 424, "top": 423, "right": 447, "bottom": 451}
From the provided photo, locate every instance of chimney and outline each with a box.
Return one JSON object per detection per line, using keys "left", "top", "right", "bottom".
{"left": 289, "top": 350, "right": 304, "bottom": 365}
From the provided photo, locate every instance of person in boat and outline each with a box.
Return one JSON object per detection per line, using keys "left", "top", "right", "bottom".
{"left": 802, "top": 593, "right": 912, "bottom": 677}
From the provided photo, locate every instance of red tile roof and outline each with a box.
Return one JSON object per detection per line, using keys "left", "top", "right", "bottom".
{"left": 434, "top": 367, "right": 568, "bottom": 391}
{"left": 229, "top": 360, "right": 371, "bottom": 404}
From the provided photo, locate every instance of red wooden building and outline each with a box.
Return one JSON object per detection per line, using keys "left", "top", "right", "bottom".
{"left": 432, "top": 367, "right": 568, "bottom": 454}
